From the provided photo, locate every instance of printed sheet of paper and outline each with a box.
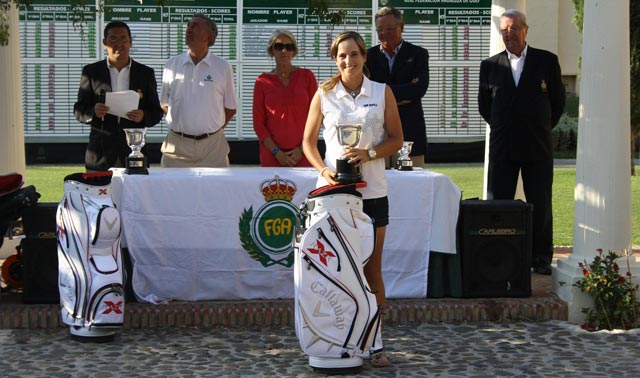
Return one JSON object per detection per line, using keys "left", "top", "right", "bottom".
{"left": 105, "top": 90, "right": 139, "bottom": 118}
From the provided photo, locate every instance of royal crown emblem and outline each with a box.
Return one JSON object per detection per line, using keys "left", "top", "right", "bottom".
{"left": 239, "top": 175, "right": 299, "bottom": 268}
{"left": 261, "top": 175, "right": 296, "bottom": 202}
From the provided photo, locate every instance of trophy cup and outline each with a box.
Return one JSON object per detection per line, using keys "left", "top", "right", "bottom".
{"left": 335, "top": 123, "right": 363, "bottom": 183}
{"left": 124, "top": 128, "right": 148, "bottom": 175}
{"left": 396, "top": 141, "right": 414, "bottom": 171}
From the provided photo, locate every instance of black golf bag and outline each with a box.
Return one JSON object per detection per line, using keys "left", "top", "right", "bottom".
{"left": 0, "top": 173, "right": 40, "bottom": 291}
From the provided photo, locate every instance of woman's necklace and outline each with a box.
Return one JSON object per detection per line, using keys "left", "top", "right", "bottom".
{"left": 344, "top": 83, "right": 362, "bottom": 98}
{"left": 344, "top": 84, "right": 362, "bottom": 98}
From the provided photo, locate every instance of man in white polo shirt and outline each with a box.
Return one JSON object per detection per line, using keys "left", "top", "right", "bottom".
{"left": 160, "top": 13, "right": 237, "bottom": 167}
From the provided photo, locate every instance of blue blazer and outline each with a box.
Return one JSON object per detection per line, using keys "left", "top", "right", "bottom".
{"left": 366, "top": 41, "right": 429, "bottom": 155}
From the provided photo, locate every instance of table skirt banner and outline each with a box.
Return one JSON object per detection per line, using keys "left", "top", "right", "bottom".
{"left": 110, "top": 168, "right": 459, "bottom": 303}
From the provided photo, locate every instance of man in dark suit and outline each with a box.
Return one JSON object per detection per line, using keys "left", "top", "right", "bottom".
{"left": 366, "top": 6, "right": 429, "bottom": 167}
{"left": 478, "top": 9, "right": 565, "bottom": 275}
{"left": 74, "top": 21, "right": 162, "bottom": 172}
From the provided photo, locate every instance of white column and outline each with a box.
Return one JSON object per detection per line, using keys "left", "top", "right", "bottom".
{"left": 554, "top": 0, "right": 632, "bottom": 323}
{"left": 482, "top": 0, "right": 526, "bottom": 200}
{"left": 0, "top": 3, "right": 26, "bottom": 259}
{"left": 0, "top": 3, "right": 25, "bottom": 175}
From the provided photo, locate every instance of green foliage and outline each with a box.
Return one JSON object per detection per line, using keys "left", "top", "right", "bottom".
{"left": 552, "top": 114, "right": 578, "bottom": 153}
{"left": 307, "top": 0, "right": 347, "bottom": 26}
{"left": 0, "top": 0, "right": 17, "bottom": 46}
{"left": 573, "top": 249, "right": 640, "bottom": 331}
{"left": 571, "top": 0, "right": 584, "bottom": 34}
{"left": 564, "top": 94, "right": 580, "bottom": 118}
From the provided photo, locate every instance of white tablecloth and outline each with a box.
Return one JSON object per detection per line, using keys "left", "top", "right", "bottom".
{"left": 110, "top": 167, "right": 461, "bottom": 303}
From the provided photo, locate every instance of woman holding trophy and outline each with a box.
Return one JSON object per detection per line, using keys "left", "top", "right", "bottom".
{"left": 302, "top": 31, "right": 403, "bottom": 368}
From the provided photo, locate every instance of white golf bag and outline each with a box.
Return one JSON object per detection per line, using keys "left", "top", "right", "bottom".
{"left": 294, "top": 184, "right": 382, "bottom": 372}
{"left": 56, "top": 172, "right": 124, "bottom": 342}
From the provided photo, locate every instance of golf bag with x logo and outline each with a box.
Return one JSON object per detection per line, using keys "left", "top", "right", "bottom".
{"left": 293, "top": 183, "right": 382, "bottom": 372}
{"left": 56, "top": 172, "right": 124, "bottom": 342}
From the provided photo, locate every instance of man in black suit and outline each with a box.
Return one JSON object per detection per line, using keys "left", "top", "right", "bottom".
{"left": 478, "top": 9, "right": 565, "bottom": 275}
{"left": 366, "top": 6, "right": 429, "bottom": 167}
{"left": 74, "top": 21, "right": 162, "bottom": 172}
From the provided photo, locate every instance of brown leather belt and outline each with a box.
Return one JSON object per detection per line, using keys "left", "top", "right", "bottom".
{"left": 170, "top": 129, "right": 219, "bottom": 140}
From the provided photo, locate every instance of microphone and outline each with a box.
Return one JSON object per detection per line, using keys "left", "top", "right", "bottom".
{"left": 100, "top": 89, "right": 106, "bottom": 122}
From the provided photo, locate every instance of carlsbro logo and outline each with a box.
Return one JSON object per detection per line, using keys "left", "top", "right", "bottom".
{"left": 238, "top": 176, "right": 298, "bottom": 267}
{"left": 478, "top": 228, "right": 517, "bottom": 235}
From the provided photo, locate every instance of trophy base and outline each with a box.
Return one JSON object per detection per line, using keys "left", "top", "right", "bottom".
{"left": 125, "top": 156, "right": 149, "bottom": 175}
{"left": 397, "top": 160, "right": 413, "bottom": 171}
{"left": 335, "top": 158, "right": 362, "bottom": 184}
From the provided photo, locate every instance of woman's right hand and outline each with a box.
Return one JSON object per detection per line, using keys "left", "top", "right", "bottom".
{"left": 320, "top": 167, "right": 337, "bottom": 185}
{"left": 275, "top": 150, "right": 296, "bottom": 167}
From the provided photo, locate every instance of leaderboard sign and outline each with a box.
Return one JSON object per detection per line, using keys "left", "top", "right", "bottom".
{"left": 243, "top": 0, "right": 372, "bottom": 60}
{"left": 20, "top": 0, "right": 490, "bottom": 143}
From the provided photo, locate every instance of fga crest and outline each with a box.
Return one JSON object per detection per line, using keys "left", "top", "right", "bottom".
{"left": 239, "top": 175, "right": 298, "bottom": 267}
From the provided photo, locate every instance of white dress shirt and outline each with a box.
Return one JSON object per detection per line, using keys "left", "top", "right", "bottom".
{"left": 506, "top": 44, "right": 528, "bottom": 86}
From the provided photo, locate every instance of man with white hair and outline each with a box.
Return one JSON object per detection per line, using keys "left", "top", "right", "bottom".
{"left": 478, "top": 9, "right": 566, "bottom": 275}
{"left": 160, "top": 14, "right": 237, "bottom": 167}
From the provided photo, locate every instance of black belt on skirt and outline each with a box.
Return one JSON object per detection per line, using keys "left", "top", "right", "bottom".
{"left": 170, "top": 128, "right": 220, "bottom": 140}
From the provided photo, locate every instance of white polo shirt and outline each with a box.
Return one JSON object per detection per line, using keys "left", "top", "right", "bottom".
{"left": 161, "top": 51, "right": 237, "bottom": 135}
{"left": 319, "top": 76, "right": 388, "bottom": 199}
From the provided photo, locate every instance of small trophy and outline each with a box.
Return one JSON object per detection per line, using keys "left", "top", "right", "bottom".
{"left": 124, "top": 128, "right": 148, "bottom": 175}
{"left": 335, "top": 123, "right": 363, "bottom": 183}
{"left": 396, "top": 141, "right": 414, "bottom": 171}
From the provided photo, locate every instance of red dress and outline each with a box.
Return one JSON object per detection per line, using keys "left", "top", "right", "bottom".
{"left": 252, "top": 68, "right": 318, "bottom": 167}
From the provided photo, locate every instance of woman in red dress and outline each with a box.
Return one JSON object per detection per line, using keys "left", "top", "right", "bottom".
{"left": 253, "top": 29, "right": 318, "bottom": 167}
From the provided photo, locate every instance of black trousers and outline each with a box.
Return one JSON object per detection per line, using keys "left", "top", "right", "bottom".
{"left": 487, "top": 159, "right": 554, "bottom": 266}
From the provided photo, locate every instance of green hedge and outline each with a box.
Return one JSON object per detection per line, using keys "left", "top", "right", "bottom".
{"left": 552, "top": 114, "right": 578, "bottom": 154}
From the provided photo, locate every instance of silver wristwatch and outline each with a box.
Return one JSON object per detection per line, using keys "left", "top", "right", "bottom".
{"left": 367, "top": 148, "right": 377, "bottom": 160}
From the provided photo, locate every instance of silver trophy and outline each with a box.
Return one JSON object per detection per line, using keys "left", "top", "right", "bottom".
{"left": 396, "top": 141, "right": 414, "bottom": 171}
{"left": 124, "top": 128, "right": 148, "bottom": 175}
{"left": 335, "top": 123, "right": 363, "bottom": 183}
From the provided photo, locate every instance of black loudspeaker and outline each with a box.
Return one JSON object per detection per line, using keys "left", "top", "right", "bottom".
{"left": 21, "top": 202, "right": 60, "bottom": 304}
{"left": 459, "top": 199, "right": 532, "bottom": 298}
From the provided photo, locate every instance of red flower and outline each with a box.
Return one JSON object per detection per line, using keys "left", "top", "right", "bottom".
{"left": 627, "top": 271, "right": 633, "bottom": 277}
{"left": 618, "top": 277, "right": 626, "bottom": 284}
{"left": 583, "top": 269, "right": 590, "bottom": 276}
{"left": 613, "top": 263, "right": 620, "bottom": 272}
{"left": 596, "top": 248, "right": 603, "bottom": 254}
{"left": 579, "top": 262, "right": 584, "bottom": 268}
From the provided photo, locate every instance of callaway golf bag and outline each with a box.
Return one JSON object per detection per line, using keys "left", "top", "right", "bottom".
{"left": 56, "top": 172, "right": 124, "bottom": 342}
{"left": 294, "top": 184, "right": 382, "bottom": 372}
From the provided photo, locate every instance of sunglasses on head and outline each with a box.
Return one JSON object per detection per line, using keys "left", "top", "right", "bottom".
{"left": 273, "top": 43, "right": 295, "bottom": 51}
